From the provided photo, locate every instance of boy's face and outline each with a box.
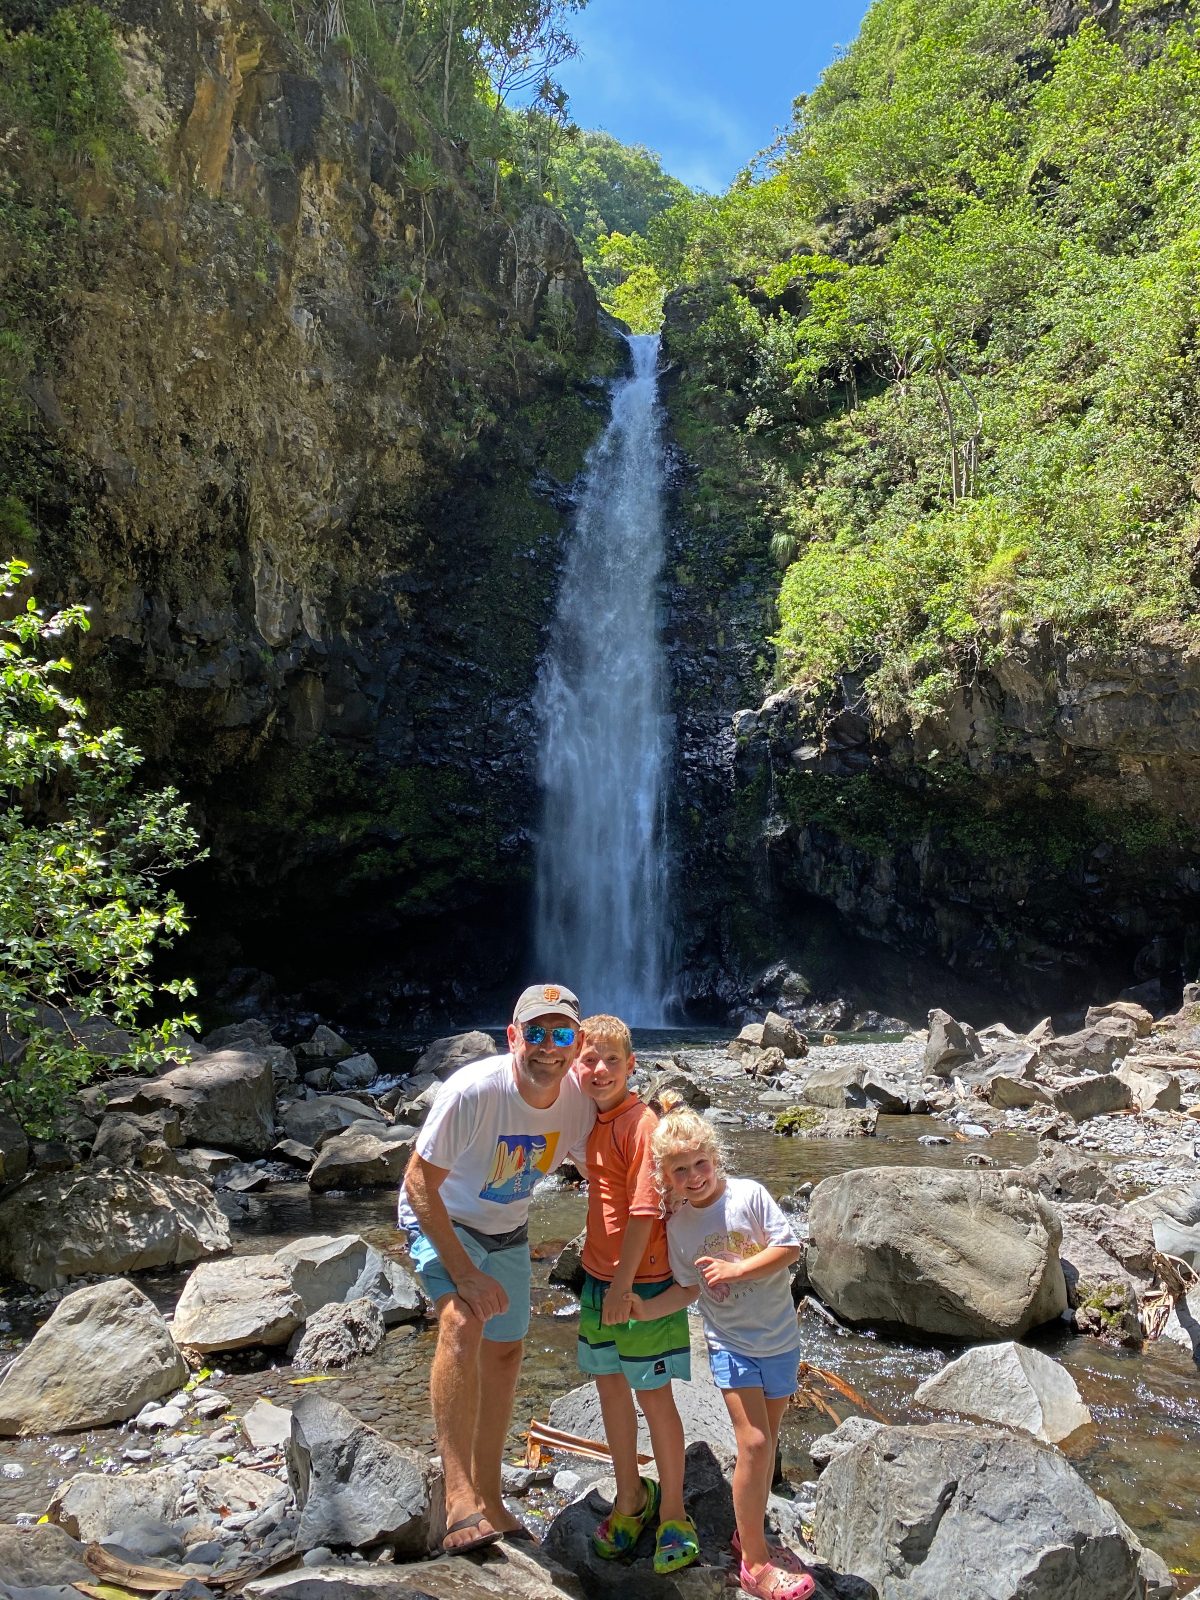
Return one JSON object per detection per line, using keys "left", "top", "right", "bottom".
{"left": 576, "top": 1036, "right": 634, "bottom": 1112}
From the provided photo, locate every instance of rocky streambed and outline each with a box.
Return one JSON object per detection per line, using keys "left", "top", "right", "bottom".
{"left": 0, "top": 1006, "right": 1197, "bottom": 1597}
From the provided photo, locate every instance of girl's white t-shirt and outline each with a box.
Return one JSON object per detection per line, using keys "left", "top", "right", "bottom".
{"left": 665, "top": 1175, "right": 800, "bottom": 1358}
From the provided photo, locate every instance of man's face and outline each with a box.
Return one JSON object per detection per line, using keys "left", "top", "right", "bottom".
{"left": 576, "top": 1037, "right": 634, "bottom": 1113}
{"left": 508, "top": 1011, "right": 581, "bottom": 1097}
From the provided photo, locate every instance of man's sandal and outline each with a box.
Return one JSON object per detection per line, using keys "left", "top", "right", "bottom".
{"left": 654, "top": 1516, "right": 700, "bottom": 1574}
{"left": 592, "top": 1475, "right": 661, "bottom": 1558}
{"left": 434, "top": 1511, "right": 504, "bottom": 1555}
{"left": 738, "top": 1557, "right": 816, "bottom": 1600}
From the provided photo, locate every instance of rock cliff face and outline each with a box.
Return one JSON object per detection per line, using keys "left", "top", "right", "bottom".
{"left": 659, "top": 302, "right": 1200, "bottom": 1024}
{"left": 8, "top": 0, "right": 620, "bottom": 1018}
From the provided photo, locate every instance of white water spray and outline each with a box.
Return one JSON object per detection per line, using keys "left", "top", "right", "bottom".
{"left": 532, "top": 334, "right": 674, "bottom": 1024}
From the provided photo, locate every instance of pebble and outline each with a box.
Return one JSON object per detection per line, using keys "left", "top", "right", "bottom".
{"left": 0, "top": 1463, "right": 24, "bottom": 1480}
{"left": 194, "top": 1396, "right": 231, "bottom": 1419}
{"left": 553, "top": 1468, "right": 585, "bottom": 1496}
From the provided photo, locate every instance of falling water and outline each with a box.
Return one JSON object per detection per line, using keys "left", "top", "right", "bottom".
{"left": 532, "top": 333, "right": 674, "bottom": 1024}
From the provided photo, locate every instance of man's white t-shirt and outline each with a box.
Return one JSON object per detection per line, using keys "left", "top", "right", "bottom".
{"left": 399, "top": 1054, "right": 595, "bottom": 1234}
{"left": 666, "top": 1175, "right": 800, "bottom": 1357}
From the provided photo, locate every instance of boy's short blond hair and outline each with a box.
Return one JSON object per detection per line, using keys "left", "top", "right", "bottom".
{"left": 651, "top": 1106, "right": 727, "bottom": 1184}
{"left": 580, "top": 1013, "right": 633, "bottom": 1056}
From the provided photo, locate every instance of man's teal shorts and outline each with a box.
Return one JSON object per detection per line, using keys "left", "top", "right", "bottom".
{"left": 577, "top": 1272, "right": 692, "bottom": 1390}
{"left": 406, "top": 1224, "right": 532, "bottom": 1343}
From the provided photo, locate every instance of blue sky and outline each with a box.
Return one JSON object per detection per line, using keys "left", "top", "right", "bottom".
{"left": 556, "top": 0, "right": 874, "bottom": 194}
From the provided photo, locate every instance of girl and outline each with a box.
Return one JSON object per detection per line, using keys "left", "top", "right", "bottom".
{"left": 632, "top": 1107, "right": 814, "bottom": 1600}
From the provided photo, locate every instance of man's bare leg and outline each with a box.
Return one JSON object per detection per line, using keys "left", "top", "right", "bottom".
{"left": 430, "top": 1294, "right": 502, "bottom": 1549}
{"left": 472, "top": 1336, "right": 524, "bottom": 1533}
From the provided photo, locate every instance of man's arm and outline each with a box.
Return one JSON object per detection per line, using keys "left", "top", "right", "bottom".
{"left": 403, "top": 1152, "right": 509, "bottom": 1323}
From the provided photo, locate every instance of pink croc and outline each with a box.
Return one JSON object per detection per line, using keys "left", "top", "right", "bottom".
{"left": 732, "top": 1531, "right": 809, "bottom": 1575}
{"left": 738, "top": 1557, "right": 816, "bottom": 1600}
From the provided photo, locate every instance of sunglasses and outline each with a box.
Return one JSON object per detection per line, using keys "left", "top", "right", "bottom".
{"left": 521, "top": 1024, "right": 578, "bottom": 1048}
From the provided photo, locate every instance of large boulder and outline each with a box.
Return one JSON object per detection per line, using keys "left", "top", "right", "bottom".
{"left": 0, "top": 1278, "right": 187, "bottom": 1436}
{"left": 1159, "top": 1290, "right": 1200, "bottom": 1362}
{"left": 811, "top": 1421, "right": 1169, "bottom": 1599}
{"left": 1026, "top": 1144, "right": 1119, "bottom": 1205}
{"left": 48, "top": 1467, "right": 183, "bottom": 1542}
{"left": 102, "top": 1050, "right": 275, "bottom": 1156}
{"left": 761, "top": 1011, "right": 805, "bottom": 1058}
{"left": 171, "top": 1255, "right": 306, "bottom": 1352}
{"left": 924, "top": 1010, "right": 976, "bottom": 1077}
{"left": 800, "top": 1065, "right": 866, "bottom": 1109}
{"left": 1085, "top": 1001, "right": 1154, "bottom": 1039}
{"left": 413, "top": 1031, "right": 496, "bottom": 1081}
{"left": 1114, "top": 1061, "right": 1181, "bottom": 1112}
{"left": 774, "top": 1105, "right": 878, "bottom": 1138}
{"left": 1038, "top": 1027, "right": 1132, "bottom": 1076}
{"left": 1049, "top": 1073, "right": 1133, "bottom": 1122}
{"left": 806, "top": 1168, "right": 1067, "bottom": 1338}
{"left": 291, "top": 1297, "right": 386, "bottom": 1371}
{"left": 0, "top": 1168, "right": 230, "bottom": 1289}
{"left": 914, "top": 1341, "right": 1092, "bottom": 1444}
{"left": 308, "top": 1125, "right": 414, "bottom": 1191}
{"left": 272, "top": 1233, "right": 426, "bottom": 1325}
{"left": 0, "top": 1524, "right": 91, "bottom": 1586}
{"left": 279, "top": 1095, "right": 385, "bottom": 1149}
{"left": 286, "top": 1394, "right": 440, "bottom": 1554}
{"left": 1123, "top": 1181, "right": 1200, "bottom": 1270}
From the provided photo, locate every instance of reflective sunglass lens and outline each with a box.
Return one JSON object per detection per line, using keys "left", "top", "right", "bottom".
{"left": 522, "top": 1024, "right": 577, "bottom": 1047}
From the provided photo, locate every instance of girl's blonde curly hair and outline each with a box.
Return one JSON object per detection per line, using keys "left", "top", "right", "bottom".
{"left": 650, "top": 1105, "right": 728, "bottom": 1211}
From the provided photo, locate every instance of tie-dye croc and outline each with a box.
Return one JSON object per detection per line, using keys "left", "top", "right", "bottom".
{"left": 653, "top": 1516, "right": 700, "bottom": 1574}
{"left": 592, "top": 1476, "right": 661, "bottom": 1559}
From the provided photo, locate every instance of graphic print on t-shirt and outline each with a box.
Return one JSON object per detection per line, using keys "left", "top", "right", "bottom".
{"left": 701, "top": 1228, "right": 761, "bottom": 1303}
{"left": 479, "top": 1131, "right": 561, "bottom": 1203}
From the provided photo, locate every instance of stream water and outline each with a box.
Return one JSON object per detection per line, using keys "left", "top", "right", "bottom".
{"left": 0, "top": 1032, "right": 1196, "bottom": 1586}
{"left": 532, "top": 333, "right": 674, "bottom": 1025}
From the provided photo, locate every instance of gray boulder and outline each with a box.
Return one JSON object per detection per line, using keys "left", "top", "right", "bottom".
{"left": 171, "top": 1255, "right": 306, "bottom": 1352}
{"left": 914, "top": 1341, "right": 1092, "bottom": 1443}
{"left": 0, "top": 1525, "right": 91, "bottom": 1586}
{"left": 273, "top": 1233, "right": 376, "bottom": 1315}
{"left": 548, "top": 1229, "right": 587, "bottom": 1294}
{"left": 801, "top": 1065, "right": 866, "bottom": 1109}
{"left": 807, "top": 1168, "right": 1067, "bottom": 1338}
{"left": 202, "top": 1019, "right": 275, "bottom": 1052}
{"left": 308, "top": 1125, "right": 414, "bottom": 1191}
{"left": 1050, "top": 1073, "right": 1133, "bottom": 1121}
{"left": 1114, "top": 1061, "right": 1181, "bottom": 1112}
{"left": 413, "top": 1031, "right": 496, "bottom": 1081}
{"left": 1085, "top": 1001, "right": 1154, "bottom": 1039}
{"left": 291, "top": 1297, "right": 386, "bottom": 1371}
{"left": 286, "top": 1394, "right": 440, "bottom": 1554}
{"left": 0, "top": 1168, "right": 230, "bottom": 1289}
{"left": 0, "top": 1115, "right": 29, "bottom": 1187}
{"left": 1026, "top": 1144, "right": 1119, "bottom": 1205}
{"left": 775, "top": 1105, "right": 878, "bottom": 1138}
{"left": 0, "top": 1278, "right": 187, "bottom": 1436}
{"left": 279, "top": 1096, "right": 385, "bottom": 1149}
{"left": 331, "top": 1053, "right": 378, "bottom": 1089}
{"left": 194, "top": 1465, "right": 288, "bottom": 1515}
{"left": 645, "top": 1069, "right": 710, "bottom": 1111}
{"left": 297, "top": 1026, "right": 354, "bottom": 1061}
{"left": 811, "top": 1421, "right": 1168, "bottom": 1599}
{"left": 101, "top": 1050, "right": 275, "bottom": 1156}
{"left": 809, "top": 1415, "right": 885, "bottom": 1473}
{"left": 543, "top": 1442, "right": 739, "bottom": 1599}
{"left": 91, "top": 1108, "right": 183, "bottom": 1166}
{"left": 1124, "top": 1181, "right": 1200, "bottom": 1270}
{"left": 761, "top": 1012, "right": 805, "bottom": 1058}
{"left": 1038, "top": 1027, "right": 1132, "bottom": 1076}
{"left": 47, "top": 1467, "right": 183, "bottom": 1542}
{"left": 1160, "top": 1290, "right": 1200, "bottom": 1361}
{"left": 924, "top": 1010, "right": 975, "bottom": 1077}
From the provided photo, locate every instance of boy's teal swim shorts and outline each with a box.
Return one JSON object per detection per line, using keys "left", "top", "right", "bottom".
{"left": 577, "top": 1272, "right": 692, "bottom": 1390}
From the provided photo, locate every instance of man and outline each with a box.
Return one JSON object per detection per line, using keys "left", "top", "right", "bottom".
{"left": 401, "top": 983, "right": 595, "bottom": 1553}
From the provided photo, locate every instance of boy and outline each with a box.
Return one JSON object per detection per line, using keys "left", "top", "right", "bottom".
{"left": 574, "top": 1014, "right": 699, "bottom": 1574}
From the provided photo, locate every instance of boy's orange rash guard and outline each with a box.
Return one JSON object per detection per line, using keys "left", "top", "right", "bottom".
{"left": 581, "top": 1091, "right": 671, "bottom": 1284}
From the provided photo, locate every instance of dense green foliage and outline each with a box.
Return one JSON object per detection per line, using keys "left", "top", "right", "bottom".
{"left": 544, "top": 130, "right": 691, "bottom": 326}
{"left": 0, "top": 560, "right": 203, "bottom": 1135}
{"left": 634, "top": 0, "right": 1200, "bottom": 716}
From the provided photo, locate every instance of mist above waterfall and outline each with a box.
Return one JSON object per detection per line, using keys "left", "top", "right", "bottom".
{"left": 532, "top": 334, "right": 674, "bottom": 1025}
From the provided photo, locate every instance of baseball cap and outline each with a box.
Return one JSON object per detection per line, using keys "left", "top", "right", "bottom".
{"left": 512, "top": 983, "right": 582, "bottom": 1025}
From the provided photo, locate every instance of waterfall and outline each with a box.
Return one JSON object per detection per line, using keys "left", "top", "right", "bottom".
{"left": 532, "top": 333, "right": 674, "bottom": 1025}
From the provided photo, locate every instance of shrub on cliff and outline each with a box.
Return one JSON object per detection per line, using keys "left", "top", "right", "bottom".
{"left": 0, "top": 559, "right": 203, "bottom": 1135}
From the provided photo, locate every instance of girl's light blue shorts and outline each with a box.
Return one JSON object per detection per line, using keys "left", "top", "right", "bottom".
{"left": 707, "top": 1342, "right": 802, "bottom": 1400}
{"left": 406, "top": 1224, "right": 532, "bottom": 1343}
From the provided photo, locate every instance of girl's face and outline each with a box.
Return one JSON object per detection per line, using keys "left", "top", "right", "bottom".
{"left": 664, "top": 1146, "right": 723, "bottom": 1208}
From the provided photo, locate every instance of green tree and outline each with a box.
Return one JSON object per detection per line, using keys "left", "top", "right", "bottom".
{"left": 548, "top": 129, "right": 692, "bottom": 255}
{"left": 1, "top": 560, "right": 203, "bottom": 1135}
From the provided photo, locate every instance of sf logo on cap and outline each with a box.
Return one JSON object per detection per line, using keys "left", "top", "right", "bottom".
{"left": 542, "top": 985, "right": 561, "bottom": 1003}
